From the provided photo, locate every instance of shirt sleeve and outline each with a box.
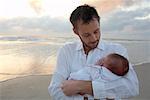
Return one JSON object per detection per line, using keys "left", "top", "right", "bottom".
{"left": 48, "top": 47, "right": 82, "bottom": 100}
{"left": 92, "top": 45, "right": 139, "bottom": 99}
{"left": 69, "top": 67, "right": 92, "bottom": 80}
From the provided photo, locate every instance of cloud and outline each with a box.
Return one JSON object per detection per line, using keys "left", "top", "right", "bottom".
{"left": 28, "top": 0, "right": 43, "bottom": 15}
{"left": 0, "top": 17, "right": 72, "bottom": 35}
{"left": 101, "top": 5, "right": 150, "bottom": 34}
{"left": 81, "top": 0, "right": 122, "bottom": 14}
{"left": 0, "top": 0, "right": 149, "bottom": 36}
{"left": 135, "top": 14, "right": 150, "bottom": 20}
{"left": 122, "top": 0, "right": 139, "bottom": 7}
{"left": 82, "top": 0, "right": 145, "bottom": 14}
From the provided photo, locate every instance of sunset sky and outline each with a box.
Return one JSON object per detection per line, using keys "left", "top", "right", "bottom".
{"left": 0, "top": 0, "right": 149, "bottom": 36}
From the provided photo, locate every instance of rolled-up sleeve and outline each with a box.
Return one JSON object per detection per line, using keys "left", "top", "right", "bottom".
{"left": 48, "top": 47, "right": 74, "bottom": 100}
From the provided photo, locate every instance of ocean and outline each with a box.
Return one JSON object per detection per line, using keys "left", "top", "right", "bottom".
{"left": 0, "top": 34, "right": 149, "bottom": 82}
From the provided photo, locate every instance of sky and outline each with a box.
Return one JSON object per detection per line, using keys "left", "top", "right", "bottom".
{"left": 0, "top": 0, "right": 150, "bottom": 37}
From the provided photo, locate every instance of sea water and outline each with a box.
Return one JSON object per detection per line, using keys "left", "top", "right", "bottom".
{"left": 0, "top": 34, "right": 149, "bottom": 82}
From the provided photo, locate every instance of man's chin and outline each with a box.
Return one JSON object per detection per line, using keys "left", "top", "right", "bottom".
{"left": 89, "top": 45, "right": 97, "bottom": 49}
{"left": 91, "top": 43, "right": 98, "bottom": 49}
{"left": 84, "top": 43, "right": 98, "bottom": 50}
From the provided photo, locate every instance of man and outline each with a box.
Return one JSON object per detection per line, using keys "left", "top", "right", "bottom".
{"left": 48, "top": 4, "right": 139, "bottom": 100}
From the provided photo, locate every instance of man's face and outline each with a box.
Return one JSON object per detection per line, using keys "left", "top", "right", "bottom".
{"left": 74, "top": 18, "right": 101, "bottom": 51}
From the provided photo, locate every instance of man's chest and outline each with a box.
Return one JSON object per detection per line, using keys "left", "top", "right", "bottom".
{"left": 70, "top": 49, "right": 108, "bottom": 72}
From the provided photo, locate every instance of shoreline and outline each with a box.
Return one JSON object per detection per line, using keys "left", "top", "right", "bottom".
{"left": 0, "top": 62, "right": 149, "bottom": 83}
{"left": 0, "top": 63, "right": 150, "bottom": 100}
{"left": 0, "top": 74, "right": 52, "bottom": 83}
{"left": 133, "top": 61, "right": 150, "bottom": 66}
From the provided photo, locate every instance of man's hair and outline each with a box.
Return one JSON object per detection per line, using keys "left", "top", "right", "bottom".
{"left": 70, "top": 4, "right": 100, "bottom": 27}
{"left": 108, "top": 53, "right": 129, "bottom": 76}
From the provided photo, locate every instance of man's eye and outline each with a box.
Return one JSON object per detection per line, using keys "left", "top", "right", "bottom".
{"left": 94, "top": 31, "right": 98, "bottom": 34}
{"left": 83, "top": 34, "right": 90, "bottom": 37}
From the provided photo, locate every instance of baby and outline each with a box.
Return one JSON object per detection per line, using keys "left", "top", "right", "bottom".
{"left": 96, "top": 53, "right": 129, "bottom": 76}
{"left": 69, "top": 53, "right": 129, "bottom": 100}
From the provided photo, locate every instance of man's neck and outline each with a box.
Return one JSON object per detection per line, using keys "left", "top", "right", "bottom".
{"left": 84, "top": 46, "right": 92, "bottom": 55}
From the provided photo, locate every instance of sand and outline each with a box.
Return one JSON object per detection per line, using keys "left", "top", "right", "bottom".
{"left": 130, "top": 63, "right": 150, "bottom": 100}
{"left": 0, "top": 63, "right": 150, "bottom": 100}
{"left": 0, "top": 75, "right": 52, "bottom": 100}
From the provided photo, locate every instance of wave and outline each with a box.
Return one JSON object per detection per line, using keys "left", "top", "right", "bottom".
{"left": 0, "top": 74, "right": 51, "bottom": 83}
{"left": 133, "top": 61, "right": 150, "bottom": 66}
{"left": 0, "top": 36, "right": 45, "bottom": 42}
{"left": 0, "top": 35, "right": 149, "bottom": 43}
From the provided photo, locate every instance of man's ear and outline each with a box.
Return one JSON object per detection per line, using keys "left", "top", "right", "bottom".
{"left": 73, "top": 27, "right": 78, "bottom": 35}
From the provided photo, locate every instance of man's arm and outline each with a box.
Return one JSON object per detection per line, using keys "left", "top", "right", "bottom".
{"left": 61, "top": 45, "right": 139, "bottom": 99}
{"left": 62, "top": 64, "right": 139, "bottom": 99}
{"left": 61, "top": 66, "right": 94, "bottom": 96}
{"left": 61, "top": 80, "right": 93, "bottom": 96}
{"left": 92, "top": 46, "right": 139, "bottom": 98}
{"left": 92, "top": 64, "right": 139, "bottom": 99}
{"left": 48, "top": 47, "right": 82, "bottom": 100}
{"left": 91, "top": 44, "right": 139, "bottom": 98}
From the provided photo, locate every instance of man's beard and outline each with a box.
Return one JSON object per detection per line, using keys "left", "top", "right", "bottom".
{"left": 83, "top": 40, "right": 99, "bottom": 50}
{"left": 79, "top": 37, "right": 99, "bottom": 50}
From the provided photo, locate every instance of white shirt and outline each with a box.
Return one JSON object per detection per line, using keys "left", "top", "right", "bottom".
{"left": 69, "top": 65, "right": 124, "bottom": 100}
{"left": 69, "top": 65, "right": 122, "bottom": 82}
{"left": 48, "top": 40, "right": 139, "bottom": 100}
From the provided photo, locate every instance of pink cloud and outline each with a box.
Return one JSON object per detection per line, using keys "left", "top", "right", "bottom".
{"left": 82, "top": 0, "right": 123, "bottom": 14}
{"left": 28, "top": 0, "right": 43, "bottom": 15}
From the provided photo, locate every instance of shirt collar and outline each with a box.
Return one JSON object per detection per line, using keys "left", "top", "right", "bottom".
{"left": 76, "top": 40, "right": 105, "bottom": 51}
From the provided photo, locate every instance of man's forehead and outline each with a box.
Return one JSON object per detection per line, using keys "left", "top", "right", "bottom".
{"left": 78, "top": 21, "right": 99, "bottom": 31}
{"left": 78, "top": 18, "right": 99, "bottom": 25}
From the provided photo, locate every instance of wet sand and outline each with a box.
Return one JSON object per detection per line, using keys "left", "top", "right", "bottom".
{"left": 0, "top": 63, "right": 150, "bottom": 100}
{"left": 129, "top": 63, "right": 150, "bottom": 100}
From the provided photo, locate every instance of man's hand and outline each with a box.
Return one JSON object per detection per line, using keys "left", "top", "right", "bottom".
{"left": 61, "top": 80, "right": 93, "bottom": 96}
{"left": 61, "top": 80, "right": 80, "bottom": 96}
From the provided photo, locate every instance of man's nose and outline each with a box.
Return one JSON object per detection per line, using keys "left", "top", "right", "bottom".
{"left": 91, "top": 34, "right": 97, "bottom": 41}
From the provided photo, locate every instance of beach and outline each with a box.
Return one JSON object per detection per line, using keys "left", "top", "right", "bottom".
{"left": 0, "top": 75, "right": 52, "bottom": 100}
{"left": 0, "top": 0, "right": 149, "bottom": 99}
{"left": 0, "top": 35, "right": 149, "bottom": 100}
{"left": 0, "top": 63, "right": 150, "bottom": 100}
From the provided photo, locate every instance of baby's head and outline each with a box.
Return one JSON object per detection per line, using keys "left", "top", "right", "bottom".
{"left": 101, "top": 53, "right": 129, "bottom": 76}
